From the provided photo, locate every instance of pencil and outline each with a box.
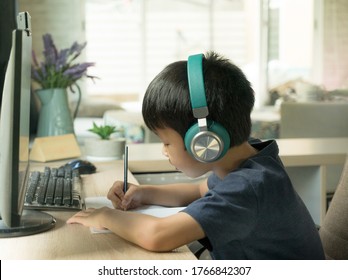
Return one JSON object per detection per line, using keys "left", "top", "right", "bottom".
{"left": 123, "top": 145, "right": 128, "bottom": 193}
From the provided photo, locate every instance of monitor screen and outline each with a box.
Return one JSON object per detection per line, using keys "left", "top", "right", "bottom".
{"left": 0, "top": 12, "right": 55, "bottom": 237}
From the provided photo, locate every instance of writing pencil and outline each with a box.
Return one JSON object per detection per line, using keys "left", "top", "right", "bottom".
{"left": 123, "top": 145, "right": 128, "bottom": 193}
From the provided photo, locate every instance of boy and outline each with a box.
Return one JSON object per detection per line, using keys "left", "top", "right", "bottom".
{"left": 68, "top": 52, "right": 325, "bottom": 260}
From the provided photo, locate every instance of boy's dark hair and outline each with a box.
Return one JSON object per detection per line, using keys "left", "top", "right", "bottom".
{"left": 142, "top": 51, "right": 255, "bottom": 148}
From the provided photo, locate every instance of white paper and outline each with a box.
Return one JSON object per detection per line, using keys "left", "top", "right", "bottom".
{"left": 84, "top": 196, "right": 185, "bottom": 233}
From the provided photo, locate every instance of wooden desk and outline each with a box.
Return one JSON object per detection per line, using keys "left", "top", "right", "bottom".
{"left": 0, "top": 161, "right": 196, "bottom": 260}
{"left": 128, "top": 138, "right": 348, "bottom": 225}
{"left": 2, "top": 138, "right": 346, "bottom": 259}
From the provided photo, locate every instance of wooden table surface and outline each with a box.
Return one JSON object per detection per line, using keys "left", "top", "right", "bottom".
{"left": 0, "top": 161, "right": 195, "bottom": 260}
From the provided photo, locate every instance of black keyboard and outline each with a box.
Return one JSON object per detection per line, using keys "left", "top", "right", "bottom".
{"left": 24, "top": 166, "right": 83, "bottom": 211}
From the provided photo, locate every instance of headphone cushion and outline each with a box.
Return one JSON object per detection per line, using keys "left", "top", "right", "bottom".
{"left": 184, "top": 121, "right": 230, "bottom": 161}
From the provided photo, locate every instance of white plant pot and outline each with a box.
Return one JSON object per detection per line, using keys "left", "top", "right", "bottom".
{"left": 84, "top": 138, "right": 126, "bottom": 161}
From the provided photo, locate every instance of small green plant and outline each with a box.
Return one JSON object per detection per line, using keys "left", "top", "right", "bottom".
{"left": 88, "top": 122, "right": 120, "bottom": 140}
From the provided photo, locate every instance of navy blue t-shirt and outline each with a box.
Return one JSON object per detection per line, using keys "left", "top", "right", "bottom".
{"left": 183, "top": 140, "right": 325, "bottom": 260}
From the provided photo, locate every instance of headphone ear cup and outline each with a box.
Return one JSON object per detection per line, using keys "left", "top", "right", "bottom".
{"left": 209, "top": 122, "right": 230, "bottom": 156}
{"left": 184, "top": 123, "right": 200, "bottom": 153}
{"left": 184, "top": 121, "right": 230, "bottom": 162}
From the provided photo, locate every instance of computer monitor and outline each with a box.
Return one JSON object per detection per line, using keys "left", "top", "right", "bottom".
{"left": 0, "top": 12, "right": 55, "bottom": 238}
{"left": 0, "top": 0, "right": 17, "bottom": 109}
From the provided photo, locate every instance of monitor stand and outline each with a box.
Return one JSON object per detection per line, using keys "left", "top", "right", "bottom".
{"left": 0, "top": 210, "right": 56, "bottom": 238}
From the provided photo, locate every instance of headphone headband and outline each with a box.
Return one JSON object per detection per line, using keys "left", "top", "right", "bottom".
{"left": 187, "top": 54, "right": 208, "bottom": 119}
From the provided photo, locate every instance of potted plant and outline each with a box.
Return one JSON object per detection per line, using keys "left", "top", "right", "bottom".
{"left": 31, "top": 33, "right": 96, "bottom": 137}
{"left": 84, "top": 122, "right": 126, "bottom": 161}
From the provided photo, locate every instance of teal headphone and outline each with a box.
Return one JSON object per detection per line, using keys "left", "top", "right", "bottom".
{"left": 184, "top": 54, "right": 230, "bottom": 162}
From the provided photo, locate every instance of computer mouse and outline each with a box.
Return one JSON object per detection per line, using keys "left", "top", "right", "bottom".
{"left": 66, "top": 159, "right": 97, "bottom": 175}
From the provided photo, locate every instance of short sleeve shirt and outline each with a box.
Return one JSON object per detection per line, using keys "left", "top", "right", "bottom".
{"left": 183, "top": 140, "right": 325, "bottom": 259}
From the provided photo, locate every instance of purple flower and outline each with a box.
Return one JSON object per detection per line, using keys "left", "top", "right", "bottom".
{"left": 31, "top": 33, "right": 96, "bottom": 89}
{"left": 43, "top": 34, "right": 58, "bottom": 65}
{"left": 63, "top": 62, "right": 95, "bottom": 80}
{"left": 55, "top": 48, "right": 69, "bottom": 71}
{"left": 69, "top": 41, "right": 87, "bottom": 56}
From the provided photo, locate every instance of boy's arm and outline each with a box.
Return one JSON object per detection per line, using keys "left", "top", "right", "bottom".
{"left": 68, "top": 207, "right": 205, "bottom": 252}
{"left": 108, "top": 179, "right": 209, "bottom": 210}
{"left": 69, "top": 179, "right": 209, "bottom": 251}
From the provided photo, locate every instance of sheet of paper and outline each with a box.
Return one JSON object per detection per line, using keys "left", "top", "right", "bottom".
{"left": 84, "top": 196, "right": 186, "bottom": 234}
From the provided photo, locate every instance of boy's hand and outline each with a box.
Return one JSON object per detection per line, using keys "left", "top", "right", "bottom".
{"left": 67, "top": 207, "right": 109, "bottom": 230}
{"left": 107, "top": 181, "right": 144, "bottom": 210}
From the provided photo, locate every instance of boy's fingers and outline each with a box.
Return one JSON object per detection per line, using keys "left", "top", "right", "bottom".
{"left": 107, "top": 181, "right": 124, "bottom": 198}
{"left": 107, "top": 181, "right": 126, "bottom": 209}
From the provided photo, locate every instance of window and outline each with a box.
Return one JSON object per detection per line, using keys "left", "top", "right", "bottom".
{"left": 20, "top": 0, "right": 333, "bottom": 108}
{"left": 85, "top": 0, "right": 262, "bottom": 104}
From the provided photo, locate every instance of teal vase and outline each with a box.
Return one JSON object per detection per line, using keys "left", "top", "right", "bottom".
{"left": 36, "top": 88, "right": 75, "bottom": 137}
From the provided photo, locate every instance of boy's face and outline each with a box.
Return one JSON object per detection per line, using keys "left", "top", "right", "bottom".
{"left": 155, "top": 127, "right": 210, "bottom": 178}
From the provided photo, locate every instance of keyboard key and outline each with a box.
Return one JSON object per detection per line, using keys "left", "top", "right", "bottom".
{"left": 54, "top": 177, "right": 64, "bottom": 205}
{"left": 25, "top": 171, "right": 40, "bottom": 204}
{"left": 37, "top": 173, "right": 49, "bottom": 205}
{"left": 63, "top": 179, "right": 72, "bottom": 206}
{"left": 51, "top": 167, "right": 58, "bottom": 178}
{"left": 45, "top": 176, "right": 56, "bottom": 205}
{"left": 57, "top": 166, "right": 65, "bottom": 177}
{"left": 64, "top": 165, "right": 72, "bottom": 177}
{"left": 72, "top": 175, "right": 82, "bottom": 208}
{"left": 44, "top": 166, "right": 51, "bottom": 177}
